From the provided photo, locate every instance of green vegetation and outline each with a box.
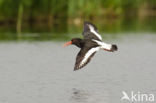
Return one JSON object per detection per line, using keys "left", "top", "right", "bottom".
{"left": 0, "top": 0, "right": 155, "bottom": 22}
{"left": 0, "top": 0, "right": 155, "bottom": 40}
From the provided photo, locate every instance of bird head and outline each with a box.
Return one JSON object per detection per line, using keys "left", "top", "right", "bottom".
{"left": 63, "top": 38, "right": 82, "bottom": 47}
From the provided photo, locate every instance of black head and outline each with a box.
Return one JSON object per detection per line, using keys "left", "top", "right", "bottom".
{"left": 63, "top": 38, "right": 83, "bottom": 48}
{"left": 71, "top": 38, "right": 82, "bottom": 45}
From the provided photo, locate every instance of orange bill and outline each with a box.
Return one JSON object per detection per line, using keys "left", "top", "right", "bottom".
{"left": 63, "top": 41, "right": 72, "bottom": 47}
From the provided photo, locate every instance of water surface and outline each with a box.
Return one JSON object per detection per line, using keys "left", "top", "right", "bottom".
{"left": 0, "top": 34, "right": 156, "bottom": 103}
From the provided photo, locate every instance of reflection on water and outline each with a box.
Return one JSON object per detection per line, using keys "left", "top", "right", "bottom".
{"left": 70, "top": 88, "right": 110, "bottom": 103}
{"left": 0, "top": 34, "right": 156, "bottom": 103}
{"left": 71, "top": 88, "right": 91, "bottom": 103}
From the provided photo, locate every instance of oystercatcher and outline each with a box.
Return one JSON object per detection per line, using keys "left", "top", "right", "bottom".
{"left": 64, "top": 21, "right": 118, "bottom": 71}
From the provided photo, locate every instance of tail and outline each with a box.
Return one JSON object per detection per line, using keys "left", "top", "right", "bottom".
{"left": 111, "top": 44, "right": 118, "bottom": 52}
{"left": 103, "top": 44, "right": 118, "bottom": 52}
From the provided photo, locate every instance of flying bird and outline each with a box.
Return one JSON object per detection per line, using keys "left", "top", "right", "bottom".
{"left": 63, "top": 21, "right": 118, "bottom": 71}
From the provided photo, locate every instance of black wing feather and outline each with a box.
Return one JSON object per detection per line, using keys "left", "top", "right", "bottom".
{"left": 74, "top": 47, "right": 96, "bottom": 71}
{"left": 82, "top": 21, "right": 102, "bottom": 41}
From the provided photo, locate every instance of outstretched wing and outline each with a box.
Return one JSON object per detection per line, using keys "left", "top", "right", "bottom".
{"left": 74, "top": 46, "right": 100, "bottom": 71}
{"left": 83, "top": 21, "right": 102, "bottom": 41}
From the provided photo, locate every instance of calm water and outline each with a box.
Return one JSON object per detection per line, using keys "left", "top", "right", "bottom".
{"left": 0, "top": 34, "right": 156, "bottom": 103}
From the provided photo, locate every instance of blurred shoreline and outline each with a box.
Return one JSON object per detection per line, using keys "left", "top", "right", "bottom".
{"left": 0, "top": 0, "right": 156, "bottom": 40}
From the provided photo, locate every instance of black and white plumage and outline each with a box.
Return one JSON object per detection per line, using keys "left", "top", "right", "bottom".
{"left": 83, "top": 22, "right": 102, "bottom": 41}
{"left": 63, "top": 21, "right": 118, "bottom": 71}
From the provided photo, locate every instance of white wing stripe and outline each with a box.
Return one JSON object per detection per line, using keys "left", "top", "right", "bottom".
{"left": 92, "top": 39, "right": 112, "bottom": 50}
{"left": 89, "top": 25, "right": 102, "bottom": 40}
{"left": 80, "top": 47, "right": 100, "bottom": 67}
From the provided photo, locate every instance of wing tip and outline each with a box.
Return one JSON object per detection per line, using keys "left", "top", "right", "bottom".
{"left": 74, "top": 66, "right": 81, "bottom": 71}
{"left": 74, "top": 63, "right": 86, "bottom": 71}
{"left": 84, "top": 21, "right": 97, "bottom": 30}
